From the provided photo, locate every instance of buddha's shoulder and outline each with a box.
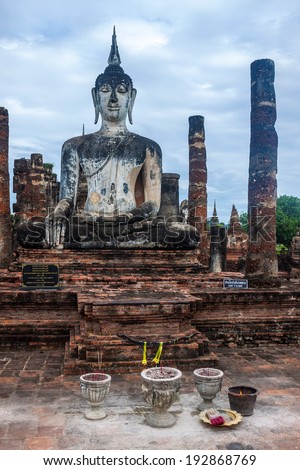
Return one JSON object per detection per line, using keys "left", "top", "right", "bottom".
{"left": 61, "top": 132, "right": 162, "bottom": 155}
{"left": 130, "top": 133, "right": 162, "bottom": 155}
{"left": 62, "top": 135, "right": 86, "bottom": 151}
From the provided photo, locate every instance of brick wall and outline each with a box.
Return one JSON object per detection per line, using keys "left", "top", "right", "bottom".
{"left": 13, "top": 153, "right": 59, "bottom": 225}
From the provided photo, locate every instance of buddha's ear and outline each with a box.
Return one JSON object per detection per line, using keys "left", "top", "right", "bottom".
{"left": 91, "top": 87, "right": 100, "bottom": 125}
{"left": 128, "top": 88, "right": 137, "bottom": 125}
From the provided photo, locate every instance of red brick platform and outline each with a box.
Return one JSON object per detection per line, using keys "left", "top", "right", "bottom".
{"left": 1, "top": 248, "right": 300, "bottom": 374}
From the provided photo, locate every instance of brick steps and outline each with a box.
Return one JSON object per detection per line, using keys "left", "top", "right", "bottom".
{"left": 1, "top": 247, "right": 300, "bottom": 371}
{"left": 0, "top": 247, "right": 214, "bottom": 372}
{"left": 65, "top": 323, "right": 214, "bottom": 375}
{"left": 64, "top": 353, "right": 219, "bottom": 375}
{"left": 0, "top": 290, "right": 79, "bottom": 347}
{"left": 197, "top": 319, "right": 300, "bottom": 347}
{"left": 192, "top": 289, "right": 300, "bottom": 347}
{"left": 13, "top": 248, "right": 202, "bottom": 271}
{"left": 64, "top": 288, "right": 210, "bottom": 374}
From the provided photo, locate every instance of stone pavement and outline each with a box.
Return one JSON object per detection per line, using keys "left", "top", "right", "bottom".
{"left": 0, "top": 345, "right": 299, "bottom": 450}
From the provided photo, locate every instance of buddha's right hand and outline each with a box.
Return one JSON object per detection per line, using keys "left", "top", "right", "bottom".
{"left": 45, "top": 199, "right": 72, "bottom": 248}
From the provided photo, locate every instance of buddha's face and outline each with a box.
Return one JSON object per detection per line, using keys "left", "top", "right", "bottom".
{"left": 92, "top": 73, "right": 137, "bottom": 126}
{"left": 98, "top": 81, "right": 131, "bottom": 122}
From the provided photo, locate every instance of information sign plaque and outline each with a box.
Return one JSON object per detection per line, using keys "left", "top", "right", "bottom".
{"left": 21, "top": 264, "right": 60, "bottom": 289}
{"left": 223, "top": 279, "right": 248, "bottom": 289}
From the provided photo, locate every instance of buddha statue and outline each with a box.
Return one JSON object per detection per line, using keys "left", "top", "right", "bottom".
{"left": 44, "top": 28, "right": 162, "bottom": 248}
{"left": 43, "top": 28, "right": 199, "bottom": 249}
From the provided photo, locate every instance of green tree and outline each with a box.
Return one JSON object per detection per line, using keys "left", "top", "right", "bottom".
{"left": 239, "top": 211, "right": 248, "bottom": 233}
{"left": 238, "top": 197, "right": 300, "bottom": 248}
{"left": 276, "top": 195, "right": 300, "bottom": 247}
{"left": 43, "top": 163, "right": 54, "bottom": 171}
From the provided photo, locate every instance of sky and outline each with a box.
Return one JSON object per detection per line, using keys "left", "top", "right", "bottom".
{"left": 1, "top": 0, "right": 300, "bottom": 223}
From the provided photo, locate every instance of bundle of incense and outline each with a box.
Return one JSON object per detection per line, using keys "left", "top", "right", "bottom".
{"left": 206, "top": 408, "right": 225, "bottom": 426}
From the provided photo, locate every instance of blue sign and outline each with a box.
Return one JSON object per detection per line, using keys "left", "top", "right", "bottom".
{"left": 223, "top": 279, "right": 248, "bottom": 289}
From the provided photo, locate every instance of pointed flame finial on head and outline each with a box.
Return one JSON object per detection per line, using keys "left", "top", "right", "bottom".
{"left": 94, "top": 26, "right": 132, "bottom": 91}
{"left": 108, "top": 26, "right": 121, "bottom": 65}
{"left": 92, "top": 27, "right": 136, "bottom": 125}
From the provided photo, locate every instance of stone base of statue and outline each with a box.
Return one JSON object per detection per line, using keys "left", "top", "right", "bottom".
{"left": 15, "top": 215, "right": 200, "bottom": 250}
{"left": 4, "top": 245, "right": 216, "bottom": 374}
{"left": 64, "top": 214, "right": 200, "bottom": 250}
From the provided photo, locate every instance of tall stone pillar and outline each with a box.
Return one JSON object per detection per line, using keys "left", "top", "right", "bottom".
{"left": 245, "top": 59, "right": 278, "bottom": 286}
{"left": 188, "top": 115, "right": 208, "bottom": 265}
{"left": 0, "top": 107, "right": 12, "bottom": 268}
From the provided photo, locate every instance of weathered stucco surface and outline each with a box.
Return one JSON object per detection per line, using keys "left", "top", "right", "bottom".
{"left": 246, "top": 59, "right": 278, "bottom": 284}
{"left": 0, "top": 107, "right": 12, "bottom": 268}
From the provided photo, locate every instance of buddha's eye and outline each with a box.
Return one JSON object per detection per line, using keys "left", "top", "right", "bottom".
{"left": 117, "top": 84, "right": 127, "bottom": 93}
{"left": 100, "top": 85, "right": 111, "bottom": 93}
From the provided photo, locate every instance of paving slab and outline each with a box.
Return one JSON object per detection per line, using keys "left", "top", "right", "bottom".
{"left": 0, "top": 345, "right": 299, "bottom": 450}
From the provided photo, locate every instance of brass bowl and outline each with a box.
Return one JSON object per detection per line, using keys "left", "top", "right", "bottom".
{"left": 199, "top": 408, "right": 243, "bottom": 427}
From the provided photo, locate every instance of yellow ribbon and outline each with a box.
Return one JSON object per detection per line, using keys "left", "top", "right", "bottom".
{"left": 152, "top": 342, "right": 163, "bottom": 364}
{"left": 142, "top": 342, "right": 147, "bottom": 366}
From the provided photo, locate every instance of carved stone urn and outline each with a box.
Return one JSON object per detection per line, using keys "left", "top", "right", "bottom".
{"left": 80, "top": 373, "right": 111, "bottom": 420}
{"left": 141, "top": 367, "right": 182, "bottom": 428}
{"left": 193, "top": 367, "right": 224, "bottom": 410}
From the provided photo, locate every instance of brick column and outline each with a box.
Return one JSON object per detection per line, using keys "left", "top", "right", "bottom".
{"left": 0, "top": 107, "right": 12, "bottom": 267}
{"left": 188, "top": 115, "right": 208, "bottom": 265}
{"left": 245, "top": 59, "right": 279, "bottom": 286}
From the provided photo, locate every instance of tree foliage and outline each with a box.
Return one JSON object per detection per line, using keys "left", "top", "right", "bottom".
{"left": 239, "top": 212, "right": 248, "bottom": 233}
{"left": 238, "top": 196, "right": 300, "bottom": 248}
{"left": 276, "top": 195, "right": 300, "bottom": 247}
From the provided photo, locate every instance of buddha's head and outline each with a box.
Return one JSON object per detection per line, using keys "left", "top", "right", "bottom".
{"left": 92, "top": 27, "right": 137, "bottom": 125}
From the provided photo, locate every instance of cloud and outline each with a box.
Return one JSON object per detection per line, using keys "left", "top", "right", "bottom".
{"left": 3, "top": 98, "right": 53, "bottom": 118}
{"left": 0, "top": 0, "right": 299, "bottom": 224}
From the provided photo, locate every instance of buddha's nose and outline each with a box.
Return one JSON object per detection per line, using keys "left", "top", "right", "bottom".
{"left": 109, "top": 88, "right": 118, "bottom": 103}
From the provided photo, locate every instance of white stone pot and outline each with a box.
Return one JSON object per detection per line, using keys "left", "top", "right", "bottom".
{"left": 193, "top": 367, "right": 223, "bottom": 410}
{"left": 141, "top": 367, "right": 182, "bottom": 428}
{"left": 80, "top": 372, "right": 111, "bottom": 420}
